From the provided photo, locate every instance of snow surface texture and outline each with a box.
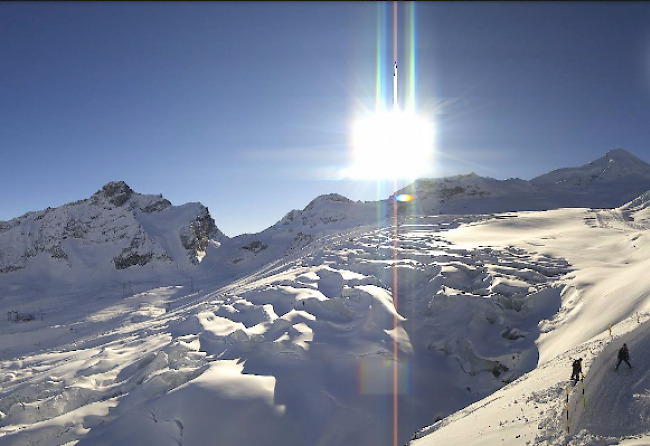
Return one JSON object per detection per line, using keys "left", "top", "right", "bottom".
{"left": 0, "top": 212, "right": 571, "bottom": 446}
{"left": 411, "top": 199, "right": 650, "bottom": 446}
{"left": 3, "top": 150, "right": 650, "bottom": 445}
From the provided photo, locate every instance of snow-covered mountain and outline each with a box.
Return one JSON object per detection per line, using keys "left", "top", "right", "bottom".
{"left": 396, "top": 149, "right": 650, "bottom": 215}
{"left": 0, "top": 181, "right": 224, "bottom": 284}
{"left": 197, "top": 193, "right": 383, "bottom": 279}
{"left": 3, "top": 150, "right": 650, "bottom": 446}
{"left": 532, "top": 148, "right": 650, "bottom": 187}
{"left": 274, "top": 193, "right": 380, "bottom": 231}
{"left": 2, "top": 149, "right": 646, "bottom": 283}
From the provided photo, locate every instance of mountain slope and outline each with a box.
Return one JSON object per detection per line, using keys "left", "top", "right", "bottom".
{"left": 0, "top": 213, "right": 572, "bottom": 446}
{"left": 397, "top": 149, "right": 650, "bottom": 215}
{"left": 0, "top": 181, "right": 224, "bottom": 284}
{"left": 410, "top": 191, "right": 650, "bottom": 445}
{"left": 531, "top": 148, "right": 650, "bottom": 186}
{"left": 197, "top": 193, "right": 384, "bottom": 280}
{"left": 3, "top": 151, "right": 650, "bottom": 446}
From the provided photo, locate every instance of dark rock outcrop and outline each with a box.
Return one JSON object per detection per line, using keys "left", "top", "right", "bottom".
{"left": 94, "top": 181, "right": 134, "bottom": 207}
{"left": 180, "top": 206, "right": 223, "bottom": 263}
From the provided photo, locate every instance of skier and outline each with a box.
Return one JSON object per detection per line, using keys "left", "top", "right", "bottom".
{"left": 571, "top": 358, "right": 583, "bottom": 384}
{"left": 615, "top": 343, "right": 632, "bottom": 370}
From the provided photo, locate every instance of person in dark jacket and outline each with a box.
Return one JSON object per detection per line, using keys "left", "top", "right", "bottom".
{"left": 615, "top": 343, "right": 632, "bottom": 370}
{"left": 571, "top": 358, "right": 583, "bottom": 384}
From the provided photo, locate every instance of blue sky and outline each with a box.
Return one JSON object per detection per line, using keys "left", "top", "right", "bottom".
{"left": 2, "top": 2, "right": 650, "bottom": 236}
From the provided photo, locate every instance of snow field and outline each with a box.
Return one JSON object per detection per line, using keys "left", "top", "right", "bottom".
{"left": 1, "top": 215, "right": 572, "bottom": 446}
{"left": 412, "top": 204, "right": 650, "bottom": 445}
{"left": 574, "top": 318, "right": 650, "bottom": 439}
{"left": 410, "top": 306, "right": 650, "bottom": 446}
{"left": 4, "top": 155, "right": 650, "bottom": 445}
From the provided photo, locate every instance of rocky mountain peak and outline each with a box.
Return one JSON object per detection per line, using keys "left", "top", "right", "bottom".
{"left": 89, "top": 181, "right": 172, "bottom": 213}
{"left": 0, "top": 182, "right": 224, "bottom": 276}
{"left": 92, "top": 181, "right": 135, "bottom": 207}
{"left": 99, "top": 181, "right": 133, "bottom": 197}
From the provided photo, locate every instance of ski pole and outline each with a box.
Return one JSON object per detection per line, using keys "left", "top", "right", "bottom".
{"left": 582, "top": 373, "right": 585, "bottom": 407}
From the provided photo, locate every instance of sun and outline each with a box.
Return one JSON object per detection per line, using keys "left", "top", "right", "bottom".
{"left": 346, "top": 110, "right": 434, "bottom": 180}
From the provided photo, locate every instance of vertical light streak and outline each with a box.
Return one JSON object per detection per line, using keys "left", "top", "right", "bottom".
{"left": 393, "top": 1, "right": 397, "bottom": 66}
{"left": 393, "top": 182, "right": 399, "bottom": 446}
{"left": 370, "top": 3, "right": 423, "bottom": 442}
{"left": 406, "top": 1, "right": 417, "bottom": 220}
{"left": 392, "top": 3, "right": 399, "bottom": 444}
{"left": 401, "top": 1, "right": 417, "bottom": 111}
{"left": 375, "top": 2, "right": 386, "bottom": 112}
{"left": 411, "top": 2, "right": 418, "bottom": 221}
{"left": 408, "top": 2, "right": 416, "bottom": 110}
{"left": 392, "top": 2, "right": 398, "bottom": 111}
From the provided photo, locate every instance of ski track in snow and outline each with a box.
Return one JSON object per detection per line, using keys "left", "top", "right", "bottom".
{"left": 409, "top": 206, "right": 650, "bottom": 446}
{"left": 576, "top": 321, "right": 650, "bottom": 438}
{"left": 0, "top": 215, "right": 572, "bottom": 446}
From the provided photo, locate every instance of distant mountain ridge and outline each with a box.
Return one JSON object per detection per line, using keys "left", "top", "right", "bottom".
{"left": 3, "top": 150, "right": 650, "bottom": 446}
{"left": 206, "top": 149, "right": 650, "bottom": 273}
{"left": 531, "top": 148, "right": 650, "bottom": 185}
{"left": 396, "top": 148, "right": 650, "bottom": 214}
{"left": 2, "top": 149, "right": 650, "bottom": 278}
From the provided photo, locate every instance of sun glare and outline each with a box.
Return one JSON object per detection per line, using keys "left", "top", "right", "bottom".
{"left": 347, "top": 110, "right": 434, "bottom": 180}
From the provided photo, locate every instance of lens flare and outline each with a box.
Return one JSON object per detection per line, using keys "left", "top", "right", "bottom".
{"left": 393, "top": 194, "right": 414, "bottom": 202}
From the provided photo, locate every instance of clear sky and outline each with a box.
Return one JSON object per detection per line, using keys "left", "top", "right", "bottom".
{"left": 2, "top": 2, "right": 650, "bottom": 236}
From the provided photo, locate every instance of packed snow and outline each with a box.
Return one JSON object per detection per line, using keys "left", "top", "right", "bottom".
{"left": 2, "top": 150, "right": 650, "bottom": 446}
{"left": 411, "top": 203, "right": 650, "bottom": 446}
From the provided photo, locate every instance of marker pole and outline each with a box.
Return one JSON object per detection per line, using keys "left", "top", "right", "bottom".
{"left": 565, "top": 386, "right": 570, "bottom": 433}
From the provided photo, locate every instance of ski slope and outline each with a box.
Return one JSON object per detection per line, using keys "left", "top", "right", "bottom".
{"left": 574, "top": 321, "right": 650, "bottom": 439}
{"left": 410, "top": 313, "right": 650, "bottom": 446}
{"left": 412, "top": 205, "right": 650, "bottom": 446}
